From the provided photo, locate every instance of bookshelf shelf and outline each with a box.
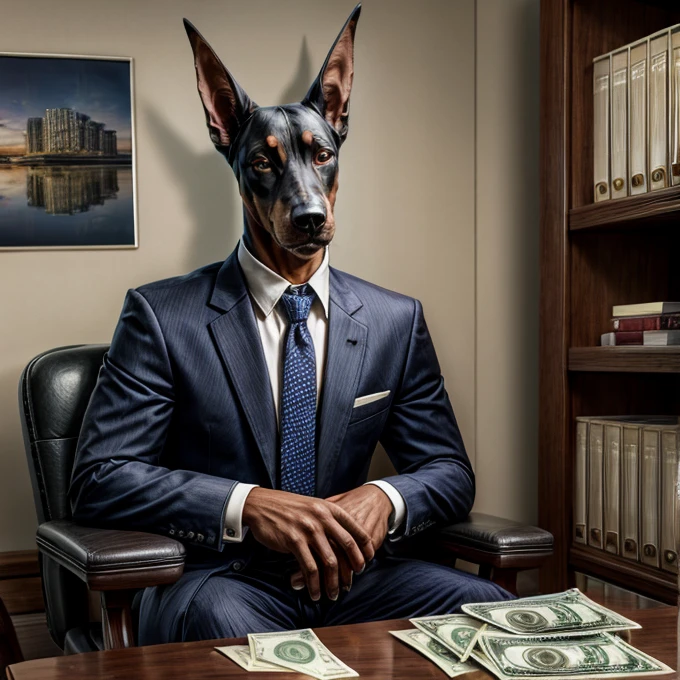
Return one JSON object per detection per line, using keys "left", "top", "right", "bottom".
{"left": 569, "top": 185, "right": 680, "bottom": 231}
{"left": 570, "top": 545, "right": 676, "bottom": 604}
{"left": 568, "top": 347, "right": 680, "bottom": 373}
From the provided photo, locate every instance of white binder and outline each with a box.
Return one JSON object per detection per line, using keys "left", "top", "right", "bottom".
{"left": 649, "top": 31, "right": 669, "bottom": 191}
{"left": 621, "top": 425, "right": 640, "bottom": 561}
{"left": 672, "top": 26, "right": 680, "bottom": 186}
{"left": 573, "top": 419, "right": 588, "bottom": 545}
{"left": 640, "top": 427, "right": 660, "bottom": 568}
{"left": 587, "top": 422, "right": 604, "bottom": 549}
{"left": 604, "top": 423, "right": 622, "bottom": 554}
{"left": 593, "top": 56, "right": 611, "bottom": 201}
{"left": 629, "top": 40, "right": 648, "bottom": 195}
{"left": 660, "top": 429, "right": 678, "bottom": 573}
{"left": 611, "top": 49, "right": 629, "bottom": 198}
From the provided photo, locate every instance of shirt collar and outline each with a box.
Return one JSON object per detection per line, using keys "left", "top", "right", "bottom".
{"left": 237, "top": 239, "right": 330, "bottom": 319}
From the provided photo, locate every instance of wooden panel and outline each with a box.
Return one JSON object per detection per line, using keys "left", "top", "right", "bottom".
{"left": 10, "top": 614, "right": 60, "bottom": 663}
{"left": 570, "top": 186, "right": 680, "bottom": 230}
{"left": 0, "top": 552, "right": 43, "bottom": 618}
{"left": 571, "top": 371, "right": 680, "bottom": 418}
{"left": 569, "top": 347, "right": 680, "bottom": 373}
{"left": 0, "top": 553, "right": 38, "bottom": 581}
{"left": 538, "top": 0, "right": 571, "bottom": 595}
{"left": 0, "top": 579, "right": 43, "bottom": 617}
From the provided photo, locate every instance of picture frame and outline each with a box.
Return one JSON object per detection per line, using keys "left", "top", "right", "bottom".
{"left": 0, "top": 51, "right": 138, "bottom": 250}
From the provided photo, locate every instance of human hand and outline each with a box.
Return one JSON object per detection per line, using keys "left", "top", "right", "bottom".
{"left": 289, "top": 485, "right": 393, "bottom": 593}
{"left": 242, "top": 488, "right": 374, "bottom": 601}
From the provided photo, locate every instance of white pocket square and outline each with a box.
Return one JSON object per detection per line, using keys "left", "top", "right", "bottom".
{"left": 353, "top": 391, "right": 390, "bottom": 408}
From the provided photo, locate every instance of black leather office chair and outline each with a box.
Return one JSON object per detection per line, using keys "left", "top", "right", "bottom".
{"left": 19, "top": 344, "right": 553, "bottom": 653}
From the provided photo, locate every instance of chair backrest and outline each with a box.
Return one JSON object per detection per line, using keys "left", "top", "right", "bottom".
{"left": 18, "top": 344, "right": 109, "bottom": 648}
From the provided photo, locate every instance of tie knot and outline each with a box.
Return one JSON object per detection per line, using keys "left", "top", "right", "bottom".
{"left": 281, "top": 284, "right": 314, "bottom": 323}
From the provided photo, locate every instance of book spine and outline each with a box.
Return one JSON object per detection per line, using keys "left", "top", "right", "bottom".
{"left": 621, "top": 425, "right": 640, "bottom": 561}
{"left": 660, "top": 429, "right": 678, "bottom": 573}
{"left": 574, "top": 419, "right": 589, "bottom": 545}
{"left": 613, "top": 314, "right": 680, "bottom": 331}
{"left": 641, "top": 427, "right": 661, "bottom": 568}
{"left": 604, "top": 424, "right": 622, "bottom": 554}
{"left": 588, "top": 422, "right": 604, "bottom": 550}
{"left": 614, "top": 331, "right": 644, "bottom": 345}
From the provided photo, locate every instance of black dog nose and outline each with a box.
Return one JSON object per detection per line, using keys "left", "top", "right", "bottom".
{"left": 291, "top": 205, "right": 326, "bottom": 233}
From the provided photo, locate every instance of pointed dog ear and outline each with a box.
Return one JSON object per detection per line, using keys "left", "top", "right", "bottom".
{"left": 184, "top": 19, "right": 258, "bottom": 157}
{"left": 303, "top": 4, "right": 361, "bottom": 145}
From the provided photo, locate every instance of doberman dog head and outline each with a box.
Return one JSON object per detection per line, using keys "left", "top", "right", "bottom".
{"left": 184, "top": 5, "right": 361, "bottom": 260}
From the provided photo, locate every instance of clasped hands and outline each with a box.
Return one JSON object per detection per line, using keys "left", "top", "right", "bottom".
{"left": 242, "top": 484, "right": 394, "bottom": 602}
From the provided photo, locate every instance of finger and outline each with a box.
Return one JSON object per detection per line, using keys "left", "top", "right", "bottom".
{"left": 328, "top": 539, "right": 353, "bottom": 592}
{"left": 325, "top": 492, "right": 346, "bottom": 503}
{"left": 290, "top": 541, "right": 320, "bottom": 602}
{"left": 338, "top": 550, "right": 353, "bottom": 592}
{"left": 290, "top": 570, "right": 305, "bottom": 591}
{"left": 311, "top": 532, "right": 340, "bottom": 601}
{"left": 328, "top": 504, "right": 375, "bottom": 565}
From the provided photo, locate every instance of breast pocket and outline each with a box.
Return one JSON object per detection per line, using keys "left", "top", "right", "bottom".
{"left": 348, "top": 390, "right": 391, "bottom": 425}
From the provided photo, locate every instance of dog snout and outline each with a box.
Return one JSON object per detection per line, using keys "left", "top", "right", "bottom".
{"left": 291, "top": 203, "right": 327, "bottom": 234}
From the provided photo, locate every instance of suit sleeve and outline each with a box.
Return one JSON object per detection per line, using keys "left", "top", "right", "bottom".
{"left": 69, "top": 288, "right": 237, "bottom": 551}
{"left": 377, "top": 298, "right": 475, "bottom": 539}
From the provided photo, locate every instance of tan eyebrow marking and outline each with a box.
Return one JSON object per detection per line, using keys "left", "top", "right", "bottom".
{"left": 301, "top": 130, "right": 314, "bottom": 146}
{"left": 265, "top": 135, "right": 287, "bottom": 163}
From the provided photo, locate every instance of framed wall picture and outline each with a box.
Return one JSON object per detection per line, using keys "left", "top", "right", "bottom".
{"left": 0, "top": 52, "right": 137, "bottom": 250}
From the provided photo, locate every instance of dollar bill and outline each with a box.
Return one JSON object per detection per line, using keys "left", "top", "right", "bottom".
{"left": 248, "top": 628, "right": 359, "bottom": 679}
{"left": 411, "top": 613, "right": 501, "bottom": 677}
{"left": 479, "top": 630, "right": 674, "bottom": 679}
{"left": 462, "top": 589, "right": 642, "bottom": 636}
{"left": 215, "top": 644, "right": 292, "bottom": 672}
{"left": 390, "top": 629, "right": 477, "bottom": 678}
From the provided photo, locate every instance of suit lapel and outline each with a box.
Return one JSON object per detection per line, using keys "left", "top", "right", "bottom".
{"left": 316, "top": 268, "right": 367, "bottom": 497}
{"left": 208, "top": 250, "right": 278, "bottom": 487}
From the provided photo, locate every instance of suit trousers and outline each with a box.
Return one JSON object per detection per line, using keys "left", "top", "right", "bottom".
{"left": 140, "top": 554, "right": 513, "bottom": 643}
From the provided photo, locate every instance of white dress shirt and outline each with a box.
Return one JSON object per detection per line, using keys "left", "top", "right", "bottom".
{"left": 221, "top": 239, "right": 406, "bottom": 542}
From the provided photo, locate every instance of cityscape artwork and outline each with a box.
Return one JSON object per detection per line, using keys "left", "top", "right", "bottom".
{"left": 0, "top": 53, "right": 136, "bottom": 249}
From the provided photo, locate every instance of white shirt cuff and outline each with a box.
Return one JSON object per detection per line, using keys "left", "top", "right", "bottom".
{"left": 364, "top": 480, "right": 406, "bottom": 534}
{"left": 223, "top": 483, "right": 259, "bottom": 542}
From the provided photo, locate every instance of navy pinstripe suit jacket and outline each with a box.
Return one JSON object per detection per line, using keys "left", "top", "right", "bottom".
{"left": 69, "top": 245, "right": 474, "bottom": 589}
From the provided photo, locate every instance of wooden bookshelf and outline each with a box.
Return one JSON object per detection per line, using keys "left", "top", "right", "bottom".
{"left": 539, "top": 0, "right": 680, "bottom": 604}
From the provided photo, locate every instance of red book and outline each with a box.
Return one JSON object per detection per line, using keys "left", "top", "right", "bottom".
{"left": 612, "top": 314, "right": 680, "bottom": 332}
{"left": 601, "top": 331, "right": 644, "bottom": 346}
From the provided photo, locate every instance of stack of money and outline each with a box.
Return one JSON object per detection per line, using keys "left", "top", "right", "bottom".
{"left": 394, "top": 589, "right": 674, "bottom": 679}
{"left": 216, "top": 627, "right": 359, "bottom": 678}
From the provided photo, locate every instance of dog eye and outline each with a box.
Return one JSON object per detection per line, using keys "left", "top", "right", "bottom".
{"left": 314, "top": 149, "right": 334, "bottom": 165}
{"left": 251, "top": 157, "right": 271, "bottom": 171}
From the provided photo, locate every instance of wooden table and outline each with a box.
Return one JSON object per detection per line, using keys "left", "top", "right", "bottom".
{"left": 7, "top": 601, "right": 678, "bottom": 679}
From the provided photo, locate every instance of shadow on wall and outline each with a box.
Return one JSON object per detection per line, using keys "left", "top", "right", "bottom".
{"left": 508, "top": 0, "right": 540, "bottom": 521}
{"left": 143, "top": 37, "right": 314, "bottom": 274}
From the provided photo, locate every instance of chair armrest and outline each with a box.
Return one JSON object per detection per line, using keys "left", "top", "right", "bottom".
{"left": 36, "top": 519, "right": 185, "bottom": 591}
{"left": 433, "top": 512, "right": 553, "bottom": 570}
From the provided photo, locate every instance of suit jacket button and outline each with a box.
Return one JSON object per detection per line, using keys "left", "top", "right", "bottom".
{"left": 197, "top": 533, "right": 204, "bottom": 543}
{"left": 187, "top": 531, "right": 195, "bottom": 540}
{"left": 226, "top": 528, "right": 236, "bottom": 538}
{"left": 169, "top": 529, "right": 175, "bottom": 536}
{"left": 232, "top": 561, "right": 244, "bottom": 572}
{"left": 178, "top": 530, "right": 185, "bottom": 538}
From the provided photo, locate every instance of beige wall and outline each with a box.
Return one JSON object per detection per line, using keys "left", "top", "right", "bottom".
{"left": 0, "top": 0, "right": 538, "bottom": 552}
{"left": 474, "top": 0, "right": 540, "bottom": 524}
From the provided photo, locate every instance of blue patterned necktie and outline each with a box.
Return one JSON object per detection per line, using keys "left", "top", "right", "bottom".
{"left": 279, "top": 284, "right": 317, "bottom": 496}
